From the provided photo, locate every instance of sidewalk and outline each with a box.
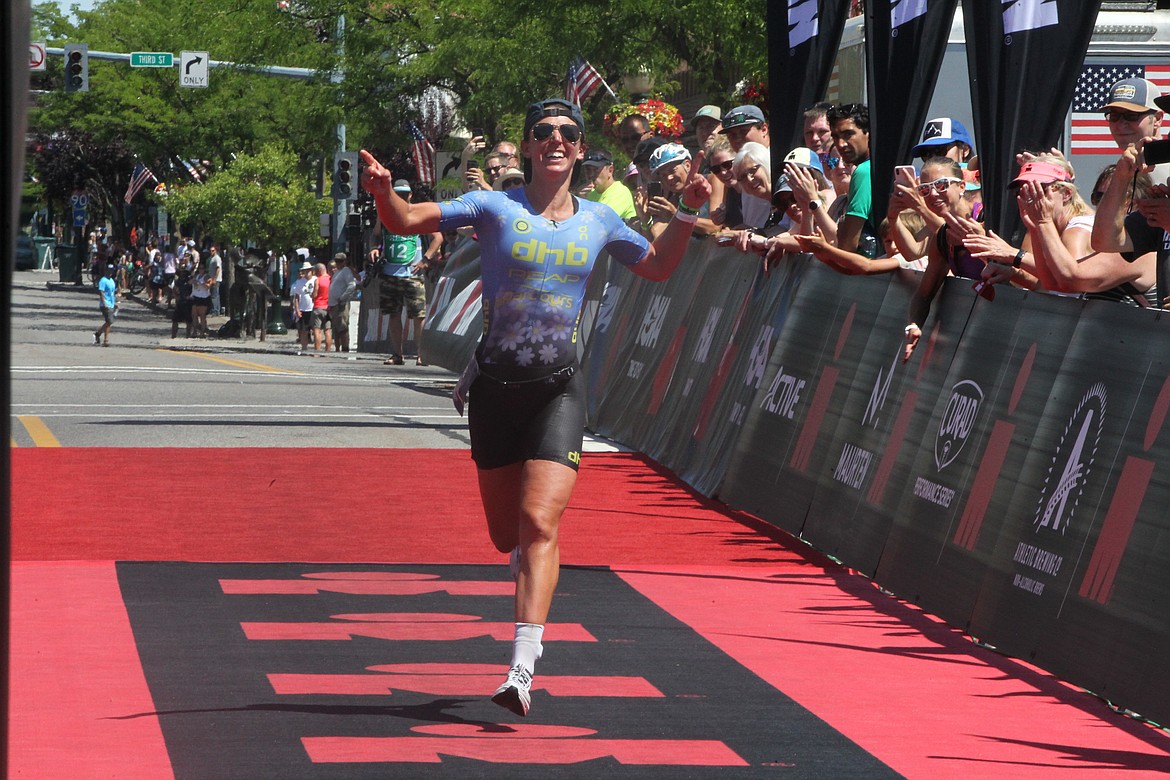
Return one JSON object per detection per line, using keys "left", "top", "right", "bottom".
{"left": 44, "top": 277, "right": 390, "bottom": 361}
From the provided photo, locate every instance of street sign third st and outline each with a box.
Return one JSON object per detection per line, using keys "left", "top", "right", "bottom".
{"left": 130, "top": 52, "right": 174, "bottom": 68}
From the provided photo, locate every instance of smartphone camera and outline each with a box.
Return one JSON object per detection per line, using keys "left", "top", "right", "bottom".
{"left": 647, "top": 182, "right": 663, "bottom": 199}
{"left": 1143, "top": 139, "right": 1170, "bottom": 166}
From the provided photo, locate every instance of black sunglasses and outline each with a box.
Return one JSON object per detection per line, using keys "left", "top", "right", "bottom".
{"left": 532, "top": 123, "right": 582, "bottom": 143}
{"left": 1104, "top": 109, "right": 1155, "bottom": 123}
{"left": 711, "top": 160, "right": 735, "bottom": 174}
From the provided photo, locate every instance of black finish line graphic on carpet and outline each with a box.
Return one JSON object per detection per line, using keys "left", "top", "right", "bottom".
{"left": 116, "top": 562, "right": 899, "bottom": 778}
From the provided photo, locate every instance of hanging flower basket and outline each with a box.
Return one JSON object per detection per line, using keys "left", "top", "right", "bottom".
{"left": 732, "top": 79, "right": 769, "bottom": 120}
{"left": 603, "top": 98, "right": 684, "bottom": 142}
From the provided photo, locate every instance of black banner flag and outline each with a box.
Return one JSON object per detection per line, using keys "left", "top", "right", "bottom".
{"left": 767, "top": 0, "right": 853, "bottom": 157}
{"left": 864, "top": 0, "right": 960, "bottom": 228}
{"left": 962, "top": 0, "right": 1101, "bottom": 243}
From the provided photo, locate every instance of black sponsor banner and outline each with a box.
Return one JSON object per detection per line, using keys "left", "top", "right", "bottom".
{"left": 672, "top": 253, "right": 808, "bottom": 496}
{"left": 718, "top": 259, "right": 883, "bottom": 535}
{"left": 864, "top": 0, "right": 959, "bottom": 225}
{"left": 962, "top": 0, "right": 1101, "bottom": 243}
{"left": 768, "top": 0, "right": 853, "bottom": 153}
{"left": 967, "top": 301, "right": 1170, "bottom": 715}
{"left": 874, "top": 283, "right": 1035, "bottom": 628}
{"left": 633, "top": 247, "right": 770, "bottom": 484}
{"left": 797, "top": 271, "right": 921, "bottom": 575}
{"left": 416, "top": 239, "right": 484, "bottom": 373}
{"left": 585, "top": 256, "right": 696, "bottom": 445}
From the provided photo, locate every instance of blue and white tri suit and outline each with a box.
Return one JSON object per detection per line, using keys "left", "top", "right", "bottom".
{"left": 438, "top": 189, "right": 651, "bottom": 468}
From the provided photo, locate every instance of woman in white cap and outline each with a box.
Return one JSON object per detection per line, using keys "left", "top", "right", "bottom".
{"left": 360, "top": 98, "right": 710, "bottom": 718}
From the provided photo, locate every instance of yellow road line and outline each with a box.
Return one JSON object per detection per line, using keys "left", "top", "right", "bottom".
{"left": 158, "top": 349, "right": 303, "bottom": 375}
{"left": 17, "top": 416, "right": 61, "bottom": 447}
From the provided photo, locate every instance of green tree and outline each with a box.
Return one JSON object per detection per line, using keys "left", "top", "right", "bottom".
{"left": 164, "top": 144, "right": 324, "bottom": 255}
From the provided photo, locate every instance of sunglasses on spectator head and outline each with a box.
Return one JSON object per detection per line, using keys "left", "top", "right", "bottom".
{"left": 532, "top": 123, "right": 582, "bottom": 143}
{"left": 1104, "top": 109, "right": 1154, "bottom": 123}
{"left": 818, "top": 152, "right": 840, "bottom": 170}
{"left": 916, "top": 177, "right": 962, "bottom": 195}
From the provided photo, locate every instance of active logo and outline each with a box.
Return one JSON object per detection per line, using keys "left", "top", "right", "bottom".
{"left": 1002, "top": 0, "right": 1058, "bottom": 35}
{"left": 935, "top": 380, "right": 984, "bottom": 471}
{"left": 1034, "top": 382, "right": 1106, "bottom": 535}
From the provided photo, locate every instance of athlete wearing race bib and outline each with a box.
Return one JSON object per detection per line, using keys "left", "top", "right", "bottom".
{"left": 361, "top": 98, "right": 711, "bottom": 718}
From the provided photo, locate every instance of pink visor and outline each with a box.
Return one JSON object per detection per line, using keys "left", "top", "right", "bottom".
{"left": 1009, "top": 160, "right": 1071, "bottom": 188}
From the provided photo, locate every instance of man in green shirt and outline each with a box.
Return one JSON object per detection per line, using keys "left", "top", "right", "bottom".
{"left": 827, "top": 103, "right": 880, "bottom": 258}
{"left": 580, "top": 150, "right": 637, "bottom": 223}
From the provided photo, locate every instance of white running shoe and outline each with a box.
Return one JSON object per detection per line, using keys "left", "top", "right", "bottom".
{"left": 508, "top": 545, "right": 521, "bottom": 581}
{"left": 491, "top": 664, "right": 532, "bottom": 717}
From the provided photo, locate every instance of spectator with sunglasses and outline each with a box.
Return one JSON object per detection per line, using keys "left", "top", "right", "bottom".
{"left": 1100, "top": 78, "right": 1167, "bottom": 184}
{"left": 705, "top": 136, "right": 744, "bottom": 230}
{"left": 360, "top": 98, "right": 711, "bottom": 719}
{"left": 580, "top": 150, "right": 637, "bottom": 222}
{"left": 983, "top": 156, "right": 1153, "bottom": 306}
{"left": 903, "top": 157, "right": 987, "bottom": 362}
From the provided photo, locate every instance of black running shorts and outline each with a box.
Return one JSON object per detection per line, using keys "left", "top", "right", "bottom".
{"left": 468, "top": 366, "right": 586, "bottom": 471}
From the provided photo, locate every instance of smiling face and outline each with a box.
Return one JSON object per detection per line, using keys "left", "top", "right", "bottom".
{"left": 919, "top": 162, "right": 963, "bottom": 215}
{"left": 737, "top": 159, "right": 771, "bottom": 199}
{"left": 522, "top": 117, "right": 584, "bottom": 179}
{"left": 656, "top": 159, "right": 691, "bottom": 194}
{"left": 708, "top": 150, "right": 736, "bottom": 184}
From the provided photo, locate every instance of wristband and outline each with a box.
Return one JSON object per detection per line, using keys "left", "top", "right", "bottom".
{"left": 673, "top": 210, "right": 699, "bottom": 224}
{"left": 1013, "top": 248, "right": 1026, "bottom": 268}
{"left": 676, "top": 201, "right": 701, "bottom": 216}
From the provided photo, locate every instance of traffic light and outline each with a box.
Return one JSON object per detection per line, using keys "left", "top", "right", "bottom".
{"left": 331, "top": 151, "right": 359, "bottom": 200}
{"left": 64, "top": 43, "right": 89, "bottom": 93}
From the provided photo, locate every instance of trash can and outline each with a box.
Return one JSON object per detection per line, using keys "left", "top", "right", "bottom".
{"left": 57, "top": 244, "right": 82, "bottom": 284}
{"left": 33, "top": 237, "right": 56, "bottom": 270}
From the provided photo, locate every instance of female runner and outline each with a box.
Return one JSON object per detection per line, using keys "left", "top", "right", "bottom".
{"left": 360, "top": 98, "right": 710, "bottom": 716}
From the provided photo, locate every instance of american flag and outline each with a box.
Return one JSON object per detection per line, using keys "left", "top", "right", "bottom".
{"left": 565, "top": 57, "right": 608, "bottom": 105}
{"left": 1071, "top": 64, "right": 1170, "bottom": 156}
{"left": 409, "top": 122, "right": 436, "bottom": 186}
{"left": 123, "top": 162, "right": 157, "bottom": 204}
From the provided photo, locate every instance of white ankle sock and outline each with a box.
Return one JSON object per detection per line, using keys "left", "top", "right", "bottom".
{"left": 510, "top": 623, "right": 544, "bottom": 674}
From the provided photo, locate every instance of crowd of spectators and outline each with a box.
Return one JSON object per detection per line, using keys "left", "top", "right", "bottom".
{"left": 481, "top": 75, "right": 1166, "bottom": 364}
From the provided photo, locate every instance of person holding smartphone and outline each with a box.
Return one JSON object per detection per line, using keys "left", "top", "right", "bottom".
{"left": 360, "top": 98, "right": 711, "bottom": 718}
{"left": 635, "top": 143, "right": 717, "bottom": 239}
{"left": 1091, "top": 135, "right": 1170, "bottom": 309}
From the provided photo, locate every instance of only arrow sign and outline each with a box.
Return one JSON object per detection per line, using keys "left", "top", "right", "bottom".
{"left": 180, "top": 50, "right": 209, "bottom": 89}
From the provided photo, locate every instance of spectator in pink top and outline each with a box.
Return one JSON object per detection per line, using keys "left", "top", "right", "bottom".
{"left": 312, "top": 263, "right": 332, "bottom": 354}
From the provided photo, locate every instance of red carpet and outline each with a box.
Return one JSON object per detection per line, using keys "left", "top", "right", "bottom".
{"left": 9, "top": 449, "right": 1170, "bottom": 778}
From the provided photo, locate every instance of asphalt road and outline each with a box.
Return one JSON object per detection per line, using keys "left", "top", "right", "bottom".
{"left": 9, "top": 270, "right": 470, "bottom": 449}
